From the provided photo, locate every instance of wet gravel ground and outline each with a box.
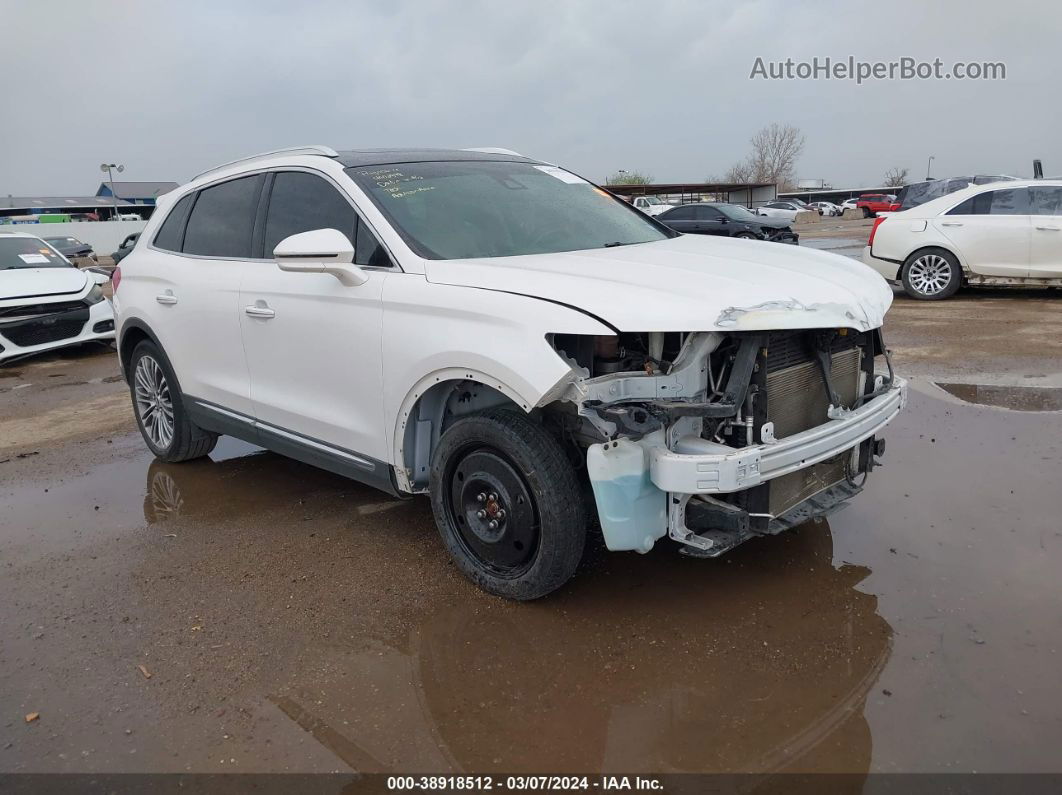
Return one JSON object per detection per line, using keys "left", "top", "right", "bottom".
{"left": 1, "top": 294, "right": 1061, "bottom": 774}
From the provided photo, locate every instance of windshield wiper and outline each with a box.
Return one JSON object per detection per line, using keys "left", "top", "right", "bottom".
{"left": 602, "top": 241, "right": 628, "bottom": 248}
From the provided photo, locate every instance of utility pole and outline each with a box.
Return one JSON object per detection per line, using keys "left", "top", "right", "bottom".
{"left": 926, "top": 155, "right": 935, "bottom": 181}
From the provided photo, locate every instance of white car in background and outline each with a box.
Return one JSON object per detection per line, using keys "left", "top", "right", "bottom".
{"left": 807, "top": 201, "right": 842, "bottom": 217}
{"left": 862, "top": 179, "right": 1062, "bottom": 300}
{"left": 840, "top": 197, "right": 860, "bottom": 212}
{"left": 630, "top": 195, "right": 671, "bottom": 216}
{"left": 0, "top": 232, "right": 114, "bottom": 363}
{"left": 757, "top": 201, "right": 815, "bottom": 222}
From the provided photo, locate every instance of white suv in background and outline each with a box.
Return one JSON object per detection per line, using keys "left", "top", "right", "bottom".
{"left": 115, "top": 145, "right": 905, "bottom": 599}
{"left": 863, "top": 179, "right": 1062, "bottom": 299}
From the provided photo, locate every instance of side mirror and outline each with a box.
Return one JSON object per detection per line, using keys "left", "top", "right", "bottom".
{"left": 87, "top": 268, "right": 111, "bottom": 284}
{"left": 274, "top": 228, "right": 367, "bottom": 286}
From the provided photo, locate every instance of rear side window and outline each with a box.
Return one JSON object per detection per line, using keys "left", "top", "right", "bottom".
{"left": 948, "top": 188, "right": 1028, "bottom": 216}
{"left": 153, "top": 194, "right": 194, "bottom": 252}
{"left": 263, "top": 171, "right": 357, "bottom": 256}
{"left": 1029, "top": 186, "right": 1062, "bottom": 216}
{"left": 662, "top": 206, "right": 696, "bottom": 220}
{"left": 182, "top": 175, "right": 262, "bottom": 258}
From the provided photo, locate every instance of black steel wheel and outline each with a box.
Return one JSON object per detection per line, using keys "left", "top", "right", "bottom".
{"left": 429, "top": 408, "right": 586, "bottom": 600}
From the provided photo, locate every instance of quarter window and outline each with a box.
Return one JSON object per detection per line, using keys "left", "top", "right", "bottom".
{"left": 153, "top": 194, "right": 194, "bottom": 252}
{"left": 182, "top": 175, "right": 262, "bottom": 258}
{"left": 354, "top": 219, "right": 392, "bottom": 268}
{"left": 263, "top": 172, "right": 357, "bottom": 256}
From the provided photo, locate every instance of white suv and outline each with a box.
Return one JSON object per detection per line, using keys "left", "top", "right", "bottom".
{"left": 114, "top": 145, "right": 906, "bottom": 599}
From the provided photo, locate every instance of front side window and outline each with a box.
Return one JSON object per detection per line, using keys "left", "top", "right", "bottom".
{"left": 661, "top": 206, "right": 696, "bottom": 221}
{"left": 263, "top": 171, "right": 356, "bottom": 256}
{"left": 0, "top": 237, "right": 71, "bottom": 270}
{"left": 1029, "top": 186, "right": 1062, "bottom": 216}
{"left": 182, "top": 175, "right": 262, "bottom": 258}
{"left": 345, "top": 160, "right": 671, "bottom": 260}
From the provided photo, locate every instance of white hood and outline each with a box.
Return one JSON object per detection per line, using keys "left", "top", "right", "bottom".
{"left": 425, "top": 234, "right": 893, "bottom": 332}
{"left": 0, "top": 267, "right": 88, "bottom": 302}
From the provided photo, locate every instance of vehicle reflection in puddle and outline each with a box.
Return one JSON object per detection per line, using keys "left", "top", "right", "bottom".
{"left": 138, "top": 453, "right": 890, "bottom": 774}
{"left": 935, "top": 382, "right": 1062, "bottom": 412}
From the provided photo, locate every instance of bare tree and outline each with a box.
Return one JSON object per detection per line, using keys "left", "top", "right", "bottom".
{"left": 883, "top": 166, "right": 909, "bottom": 188}
{"left": 606, "top": 170, "right": 654, "bottom": 185}
{"left": 712, "top": 124, "right": 805, "bottom": 190}
{"left": 747, "top": 123, "right": 805, "bottom": 190}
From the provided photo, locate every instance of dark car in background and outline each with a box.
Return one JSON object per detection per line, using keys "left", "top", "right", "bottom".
{"left": 895, "top": 175, "right": 1018, "bottom": 211}
{"left": 42, "top": 236, "right": 95, "bottom": 262}
{"left": 657, "top": 202, "right": 799, "bottom": 244}
{"left": 110, "top": 232, "right": 140, "bottom": 265}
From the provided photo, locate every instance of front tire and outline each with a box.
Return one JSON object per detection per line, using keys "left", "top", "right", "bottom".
{"left": 129, "top": 340, "right": 217, "bottom": 462}
{"left": 429, "top": 408, "right": 587, "bottom": 600}
{"left": 902, "top": 248, "right": 963, "bottom": 300}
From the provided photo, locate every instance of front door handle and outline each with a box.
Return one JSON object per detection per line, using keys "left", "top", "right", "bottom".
{"left": 155, "top": 293, "right": 178, "bottom": 305}
{"left": 940, "top": 222, "right": 963, "bottom": 227}
{"left": 244, "top": 304, "right": 275, "bottom": 319}
{"left": 1035, "top": 225, "right": 1061, "bottom": 231}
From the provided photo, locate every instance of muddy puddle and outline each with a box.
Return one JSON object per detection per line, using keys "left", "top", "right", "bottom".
{"left": 936, "top": 382, "right": 1062, "bottom": 412}
{"left": 2, "top": 387, "right": 1061, "bottom": 774}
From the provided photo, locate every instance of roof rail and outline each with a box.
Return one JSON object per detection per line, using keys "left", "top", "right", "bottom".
{"left": 191, "top": 145, "right": 339, "bottom": 181}
{"left": 461, "top": 147, "right": 525, "bottom": 157}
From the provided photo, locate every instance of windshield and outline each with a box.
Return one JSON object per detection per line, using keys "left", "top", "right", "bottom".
{"left": 641, "top": 196, "right": 664, "bottom": 205}
{"left": 0, "top": 236, "right": 71, "bottom": 270}
{"left": 346, "top": 161, "right": 672, "bottom": 260}
{"left": 44, "top": 237, "right": 81, "bottom": 246}
{"left": 716, "top": 204, "right": 759, "bottom": 221}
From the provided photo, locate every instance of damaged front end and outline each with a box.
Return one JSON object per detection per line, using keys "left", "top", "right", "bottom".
{"left": 549, "top": 328, "right": 907, "bottom": 557}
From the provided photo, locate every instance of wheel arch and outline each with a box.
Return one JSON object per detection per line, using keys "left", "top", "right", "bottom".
{"left": 117, "top": 317, "right": 163, "bottom": 381}
{"left": 392, "top": 369, "right": 540, "bottom": 494}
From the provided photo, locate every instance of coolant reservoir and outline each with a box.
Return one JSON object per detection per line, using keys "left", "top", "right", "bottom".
{"left": 587, "top": 431, "right": 667, "bottom": 553}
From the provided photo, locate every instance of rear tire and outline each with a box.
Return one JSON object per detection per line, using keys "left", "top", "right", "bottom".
{"left": 429, "top": 408, "right": 587, "bottom": 600}
{"left": 735, "top": 232, "right": 758, "bottom": 240}
{"left": 901, "top": 248, "right": 963, "bottom": 300}
{"left": 129, "top": 340, "right": 217, "bottom": 462}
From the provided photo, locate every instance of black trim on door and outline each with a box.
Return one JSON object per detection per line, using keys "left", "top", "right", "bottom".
{"left": 185, "top": 397, "right": 400, "bottom": 496}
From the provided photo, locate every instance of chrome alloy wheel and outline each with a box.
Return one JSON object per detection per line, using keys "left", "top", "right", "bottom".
{"left": 907, "top": 253, "right": 953, "bottom": 296}
{"left": 134, "top": 355, "right": 174, "bottom": 450}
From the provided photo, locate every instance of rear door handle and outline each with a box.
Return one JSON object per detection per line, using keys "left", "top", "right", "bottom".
{"left": 1035, "top": 225, "right": 1061, "bottom": 231}
{"left": 940, "top": 222, "right": 963, "bottom": 227}
{"left": 244, "top": 305, "right": 275, "bottom": 319}
{"left": 155, "top": 293, "right": 178, "bottom": 305}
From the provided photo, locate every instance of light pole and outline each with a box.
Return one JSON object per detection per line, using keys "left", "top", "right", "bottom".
{"left": 100, "top": 162, "right": 125, "bottom": 220}
{"left": 926, "top": 155, "right": 935, "bottom": 181}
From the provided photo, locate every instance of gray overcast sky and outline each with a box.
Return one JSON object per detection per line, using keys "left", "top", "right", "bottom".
{"left": 1, "top": 0, "right": 1058, "bottom": 194}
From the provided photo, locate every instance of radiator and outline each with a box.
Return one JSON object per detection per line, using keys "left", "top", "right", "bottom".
{"left": 765, "top": 348, "right": 862, "bottom": 516}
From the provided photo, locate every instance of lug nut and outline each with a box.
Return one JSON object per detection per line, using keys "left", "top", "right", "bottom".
{"left": 488, "top": 520, "right": 499, "bottom": 530}
{"left": 476, "top": 509, "right": 487, "bottom": 519}
{"left": 488, "top": 493, "right": 498, "bottom": 502}
{"left": 496, "top": 509, "right": 506, "bottom": 519}
{"left": 476, "top": 493, "right": 486, "bottom": 503}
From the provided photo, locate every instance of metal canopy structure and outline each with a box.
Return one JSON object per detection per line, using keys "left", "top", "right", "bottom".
{"left": 605, "top": 181, "right": 777, "bottom": 208}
